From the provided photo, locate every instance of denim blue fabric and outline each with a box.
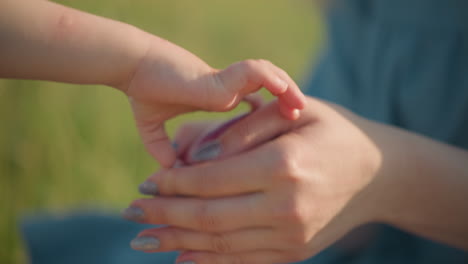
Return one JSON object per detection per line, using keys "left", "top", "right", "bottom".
{"left": 22, "top": 0, "right": 468, "bottom": 263}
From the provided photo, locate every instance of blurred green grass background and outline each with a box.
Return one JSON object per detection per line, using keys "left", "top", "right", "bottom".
{"left": 0, "top": 1, "right": 323, "bottom": 263}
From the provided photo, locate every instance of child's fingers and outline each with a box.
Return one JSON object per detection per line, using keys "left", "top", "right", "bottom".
{"left": 242, "top": 93, "right": 265, "bottom": 111}
{"left": 279, "top": 100, "right": 301, "bottom": 120}
{"left": 137, "top": 121, "right": 176, "bottom": 168}
{"left": 271, "top": 64, "right": 306, "bottom": 110}
{"left": 216, "top": 59, "right": 304, "bottom": 118}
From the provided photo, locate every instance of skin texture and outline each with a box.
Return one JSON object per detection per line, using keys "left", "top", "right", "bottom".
{"left": 128, "top": 98, "right": 468, "bottom": 264}
{"left": 0, "top": 0, "right": 306, "bottom": 168}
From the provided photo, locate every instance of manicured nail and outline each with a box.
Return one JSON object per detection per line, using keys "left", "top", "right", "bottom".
{"left": 191, "top": 141, "right": 221, "bottom": 162}
{"left": 130, "top": 236, "right": 160, "bottom": 251}
{"left": 138, "top": 181, "right": 158, "bottom": 196}
{"left": 178, "top": 262, "right": 196, "bottom": 264}
{"left": 172, "top": 142, "right": 179, "bottom": 151}
{"left": 121, "top": 206, "right": 145, "bottom": 222}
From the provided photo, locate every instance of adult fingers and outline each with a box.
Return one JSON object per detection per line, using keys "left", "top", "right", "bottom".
{"left": 123, "top": 193, "right": 268, "bottom": 232}
{"left": 183, "top": 100, "right": 308, "bottom": 164}
{"left": 173, "top": 95, "right": 264, "bottom": 164}
{"left": 142, "top": 141, "right": 280, "bottom": 197}
{"left": 214, "top": 100, "right": 308, "bottom": 159}
{"left": 131, "top": 227, "right": 284, "bottom": 254}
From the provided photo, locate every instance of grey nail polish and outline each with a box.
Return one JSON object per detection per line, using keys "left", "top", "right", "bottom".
{"left": 178, "top": 262, "right": 196, "bottom": 264}
{"left": 139, "top": 181, "right": 158, "bottom": 196}
{"left": 130, "top": 236, "right": 160, "bottom": 251}
{"left": 172, "top": 142, "right": 179, "bottom": 151}
{"left": 121, "top": 206, "right": 145, "bottom": 222}
{"left": 192, "top": 141, "right": 221, "bottom": 162}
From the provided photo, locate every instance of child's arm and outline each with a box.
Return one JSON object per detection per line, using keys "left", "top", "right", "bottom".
{"left": 0, "top": 0, "right": 148, "bottom": 87}
{"left": 0, "top": 0, "right": 306, "bottom": 167}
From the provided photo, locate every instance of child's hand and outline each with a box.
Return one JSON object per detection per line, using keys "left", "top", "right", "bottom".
{"left": 0, "top": 0, "right": 304, "bottom": 168}
{"left": 123, "top": 37, "right": 305, "bottom": 167}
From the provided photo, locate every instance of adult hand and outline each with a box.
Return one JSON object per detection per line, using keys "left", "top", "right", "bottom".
{"left": 123, "top": 36, "right": 305, "bottom": 167}
{"left": 123, "top": 98, "right": 385, "bottom": 264}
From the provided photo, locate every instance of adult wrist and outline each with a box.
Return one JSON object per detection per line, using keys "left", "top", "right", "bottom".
{"left": 364, "top": 122, "right": 418, "bottom": 225}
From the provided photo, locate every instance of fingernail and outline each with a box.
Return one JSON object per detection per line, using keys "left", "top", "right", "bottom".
{"left": 191, "top": 141, "right": 221, "bottom": 162}
{"left": 291, "top": 108, "right": 300, "bottom": 120}
{"left": 130, "top": 236, "right": 160, "bottom": 251}
{"left": 138, "top": 181, "right": 158, "bottom": 196}
{"left": 121, "top": 206, "right": 145, "bottom": 222}
{"left": 178, "top": 262, "right": 196, "bottom": 264}
{"left": 172, "top": 142, "right": 179, "bottom": 151}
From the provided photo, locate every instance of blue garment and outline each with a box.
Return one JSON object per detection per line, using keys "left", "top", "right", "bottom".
{"left": 22, "top": 0, "right": 468, "bottom": 263}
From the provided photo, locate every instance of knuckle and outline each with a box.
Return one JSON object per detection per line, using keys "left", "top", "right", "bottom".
{"left": 191, "top": 167, "right": 212, "bottom": 195}
{"left": 210, "top": 233, "right": 232, "bottom": 253}
{"left": 158, "top": 170, "right": 174, "bottom": 195}
{"left": 195, "top": 201, "right": 220, "bottom": 232}
{"left": 137, "top": 199, "right": 168, "bottom": 224}
{"left": 168, "top": 228, "right": 184, "bottom": 249}
{"left": 258, "top": 59, "right": 273, "bottom": 66}
{"left": 211, "top": 97, "right": 237, "bottom": 112}
{"left": 273, "top": 198, "right": 309, "bottom": 226}
{"left": 239, "top": 59, "right": 265, "bottom": 79}
{"left": 288, "top": 204, "right": 309, "bottom": 226}
{"left": 239, "top": 59, "right": 258, "bottom": 71}
{"left": 269, "top": 142, "right": 301, "bottom": 183}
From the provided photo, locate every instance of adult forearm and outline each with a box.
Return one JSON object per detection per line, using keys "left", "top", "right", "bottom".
{"left": 0, "top": 0, "right": 151, "bottom": 90}
{"left": 372, "top": 122, "right": 468, "bottom": 249}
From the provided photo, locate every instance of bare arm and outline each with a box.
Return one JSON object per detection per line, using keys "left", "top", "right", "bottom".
{"left": 0, "top": 0, "right": 150, "bottom": 89}
{"left": 0, "top": 0, "right": 306, "bottom": 166}
{"left": 372, "top": 122, "right": 468, "bottom": 249}
{"left": 123, "top": 98, "right": 468, "bottom": 263}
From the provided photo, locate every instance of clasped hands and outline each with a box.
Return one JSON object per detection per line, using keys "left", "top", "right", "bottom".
{"left": 121, "top": 33, "right": 386, "bottom": 264}
{"left": 125, "top": 76, "right": 385, "bottom": 264}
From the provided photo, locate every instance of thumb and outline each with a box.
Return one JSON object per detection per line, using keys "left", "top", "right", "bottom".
{"left": 187, "top": 100, "right": 307, "bottom": 164}
{"left": 138, "top": 121, "right": 176, "bottom": 168}
{"left": 216, "top": 60, "right": 306, "bottom": 119}
{"left": 130, "top": 98, "right": 181, "bottom": 168}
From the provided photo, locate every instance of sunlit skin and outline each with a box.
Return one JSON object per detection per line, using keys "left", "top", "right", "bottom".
{"left": 0, "top": 0, "right": 306, "bottom": 168}
{"left": 129, "top": 98, "right": 468, "bottom": 264}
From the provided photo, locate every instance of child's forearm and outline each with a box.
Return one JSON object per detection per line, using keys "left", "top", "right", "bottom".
{"left": 0, "top": 0, "right": 152, "bottom": 90}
